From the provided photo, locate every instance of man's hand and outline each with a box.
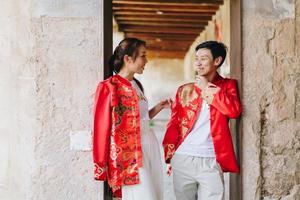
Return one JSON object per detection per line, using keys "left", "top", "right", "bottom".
{"left": 195, "top": 75, "right": 208, "bottom": 90}
{"left": 201, "top": 83, "right": 221, "bottom": 104}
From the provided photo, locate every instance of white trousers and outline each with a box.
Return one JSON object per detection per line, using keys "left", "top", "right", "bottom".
{"left": 172, "top": 154, "right": 224, "bottom": 200}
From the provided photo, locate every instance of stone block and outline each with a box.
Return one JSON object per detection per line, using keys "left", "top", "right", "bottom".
{"left": 70, "top": 130, "right": 92, "bottom": 151}
{"left": 33, "top": 0, "right": 101, "bottom": 17}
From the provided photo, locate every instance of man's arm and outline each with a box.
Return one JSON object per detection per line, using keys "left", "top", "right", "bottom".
{"left": 162, "top": 89, "right": 180, "bottom": 163}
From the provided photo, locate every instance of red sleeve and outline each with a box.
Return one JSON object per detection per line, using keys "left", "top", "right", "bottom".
{"left": 93, "top": 82, "right": 111, "bottom": 180}
{"left": 163, "top": 88, "right": 180, "bottom": 163}
{"left": 211, "top": 79, "right": 242, "bottom": 118}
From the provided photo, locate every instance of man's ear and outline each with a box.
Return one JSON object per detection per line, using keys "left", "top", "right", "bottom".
{"left": 214, "top": 56, "right": 223, "bottom": 67}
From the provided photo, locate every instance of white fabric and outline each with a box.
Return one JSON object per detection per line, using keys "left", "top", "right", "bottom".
{"left": 131, "top": 80, "right": 149, "bottom": 120}
{"left": 122, "top": 81, "right": 163, "bottom": 200}
{"left": 122, "top": 121, "right": 163, "bottom": 200}
{"left": 171, "top": 154, "right": 224, "bottom": 200}
{"left": 176, "top": 101, "right": 215, "bottom": 157}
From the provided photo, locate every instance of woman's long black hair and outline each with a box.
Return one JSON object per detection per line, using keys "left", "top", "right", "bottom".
{"left": 108, "top": 38, "right": 146, "bottom": 93}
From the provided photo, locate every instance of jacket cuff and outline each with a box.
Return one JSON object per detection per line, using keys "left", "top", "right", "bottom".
{"left": 94, "top": 163, "right": 107, "bottom": 180}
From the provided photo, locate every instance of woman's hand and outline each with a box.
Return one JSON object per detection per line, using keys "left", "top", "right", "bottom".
{"left": 159, "top": 98, "right": 173, "bottom": 109}
{"left": 149, "top": 98, "right": 173, "bottom": 119}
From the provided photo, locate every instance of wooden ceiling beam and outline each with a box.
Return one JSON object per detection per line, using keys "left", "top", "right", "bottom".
{"left": 124, "top": 32, "right": 197, "bottom": 41}
{"left": 114, "top": 11, "right": 213, "bottom": 18}
{"left": 113, "top": 3, "right": 219, "bottom": 9}
{"left": 147, "top": 45, "right": 189, "bottom": 51}
{"left": 113, "top": 0, "right": 223, "bottom": 5}
{"left": 117, "top": 20, "right": 206, "bottom": 28}
{"left": 113, "top": 6, "right": 219, "bottom": 13}
{"left": 147, "top": 49, "right": 186, "bottom": 59}
{"left": 121, "top": 25, "right": 203, "bottom": 34}
{"left": 146, "top": 40, "right": 192, "bottom": 50}
{"left": 115, "top": 16, "right": 209, "bottom": 23}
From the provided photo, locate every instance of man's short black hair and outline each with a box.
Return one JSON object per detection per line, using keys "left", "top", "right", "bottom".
{"left": 195, "top": 41, "right": 227, "bottom": 68}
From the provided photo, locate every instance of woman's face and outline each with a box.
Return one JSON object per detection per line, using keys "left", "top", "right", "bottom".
{"left": 127, "top": 45, "right": 148, "bottom": 74}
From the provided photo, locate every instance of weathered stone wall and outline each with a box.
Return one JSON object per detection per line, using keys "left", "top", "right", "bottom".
{"left": 0, "top": 1, "right": 37, "bottom": 199}
{"left": 0, "top": 0, "right": 104, "bottom": 199}
{"left": 242, "top": 0, "right": 300, "bottom": 199}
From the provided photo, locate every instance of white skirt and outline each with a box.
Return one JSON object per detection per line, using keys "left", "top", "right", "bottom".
{"left": 122, "top": 120, "right": 163, "bottom": 200}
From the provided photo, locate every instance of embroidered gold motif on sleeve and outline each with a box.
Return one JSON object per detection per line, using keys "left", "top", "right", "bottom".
{"left": 180, "top": 84, "right": 197, "bottom": 107}
{"left": 181, "top": 126, "right": 189, "bottom": 138}
{"left": 165, "top": 144, "right": 175, "bottom": 160}
{"left": 94, "top": 163, "right": 106, "bottom": 179}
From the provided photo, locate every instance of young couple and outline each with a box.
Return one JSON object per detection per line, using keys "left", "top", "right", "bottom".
{"left": 93, "top": 38, "right": 242, "bottom": 200}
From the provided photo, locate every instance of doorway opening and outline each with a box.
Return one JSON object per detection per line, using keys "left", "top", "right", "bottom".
{"left": 103, "top": 0, "right": 242, "bottom": 199}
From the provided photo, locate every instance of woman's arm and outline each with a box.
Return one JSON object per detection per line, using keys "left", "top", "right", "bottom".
{"left": 93, "top": 82, "right": 111, "bottom": 181}
{"left": 148, "top": 99, "right": 172, "bottom": 119}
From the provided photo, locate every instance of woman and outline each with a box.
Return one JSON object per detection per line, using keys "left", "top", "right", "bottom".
{"left": 93, "top": 38, "right": 171, "bottom": 200}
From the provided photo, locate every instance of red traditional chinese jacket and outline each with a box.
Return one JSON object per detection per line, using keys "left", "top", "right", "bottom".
{"left": 163, "top": 73, "right": 242, "bottom": 173}
{"left": 93, "top": 74, "right": 143, "bottom": 197}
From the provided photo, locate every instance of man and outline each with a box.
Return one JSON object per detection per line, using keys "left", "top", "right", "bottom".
{"left": 163, "top": 41, "right": 242, "bottom": 200}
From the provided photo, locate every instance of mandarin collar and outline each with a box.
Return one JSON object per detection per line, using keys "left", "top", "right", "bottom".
{"left": 114, "top": 74, "right": 132, "bottom": 87}
{"left": 211, "top": 73, "right": 224, "bottom": 84}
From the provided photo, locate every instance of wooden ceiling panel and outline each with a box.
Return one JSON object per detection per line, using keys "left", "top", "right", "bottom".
{"left": 147, "top": 49, "right": 186, "bottom": 59}
{"left": 118, "top": 21, "right": 206, "bottom": 28}
{"left": 124, "top": 32, "right": 197, "bottom": 41}
{"left": 113, "top": 0, "right": 223, "bottom": 5}
{"left": 115, "top": 16, "right": 210, "bottom": 23}
{"left": 121, "top": 25, "right": 204, "bottom": 34}
{"left": 114, "top": 11, "right": 213, "bottom": 18}
{"left": 112, "top": 0, "right": 223, "bottom": 58}
{"left": 146, "top": 39, "right": 192, "bottom": 46}
{"left": 113, "top": 7, "right": 218, "bottom": 13}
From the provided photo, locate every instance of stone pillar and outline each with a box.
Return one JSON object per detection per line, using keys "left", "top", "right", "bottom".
{"left": 242, "top": 0, "right": 300, "bottom": 199}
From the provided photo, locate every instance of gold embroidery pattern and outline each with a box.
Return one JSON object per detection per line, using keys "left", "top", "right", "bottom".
{"left": 180, "top": 119, "right": 189, "bottom": 138}
{"left": 94, "top": 163, "right": 105, "bottom": 179}
{"left": 111, "top": 185, "right": 121, "bottom": 193}
{"left": 179, "top": 84, "right": 198, "bottom": 107}
{"left": 178, "top": 84, "right": 201, "bottom": 138}
{"left": 110, "top": 143, "right": 122, "bottom": 161}
{"left": 187, "top": 110, "right": 195, "bottom": 120}
{"left": 181, "top": 126, "right": 189, "bottom": 138}
{"left": 104, "top": 76, "right": 143, "bottom": 192}
{"left": 114, "top": 102, "right": 133, "bottom": 116}
{"left": 165, "top": 144, "right": 175, "bottom": 160}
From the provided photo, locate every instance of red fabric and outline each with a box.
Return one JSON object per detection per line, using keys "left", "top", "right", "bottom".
{"left": 163, "top": 74, "right": 242, "bottom": 173}
{"left": 93, "top": 75, "right": 143, "bottom": 197}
